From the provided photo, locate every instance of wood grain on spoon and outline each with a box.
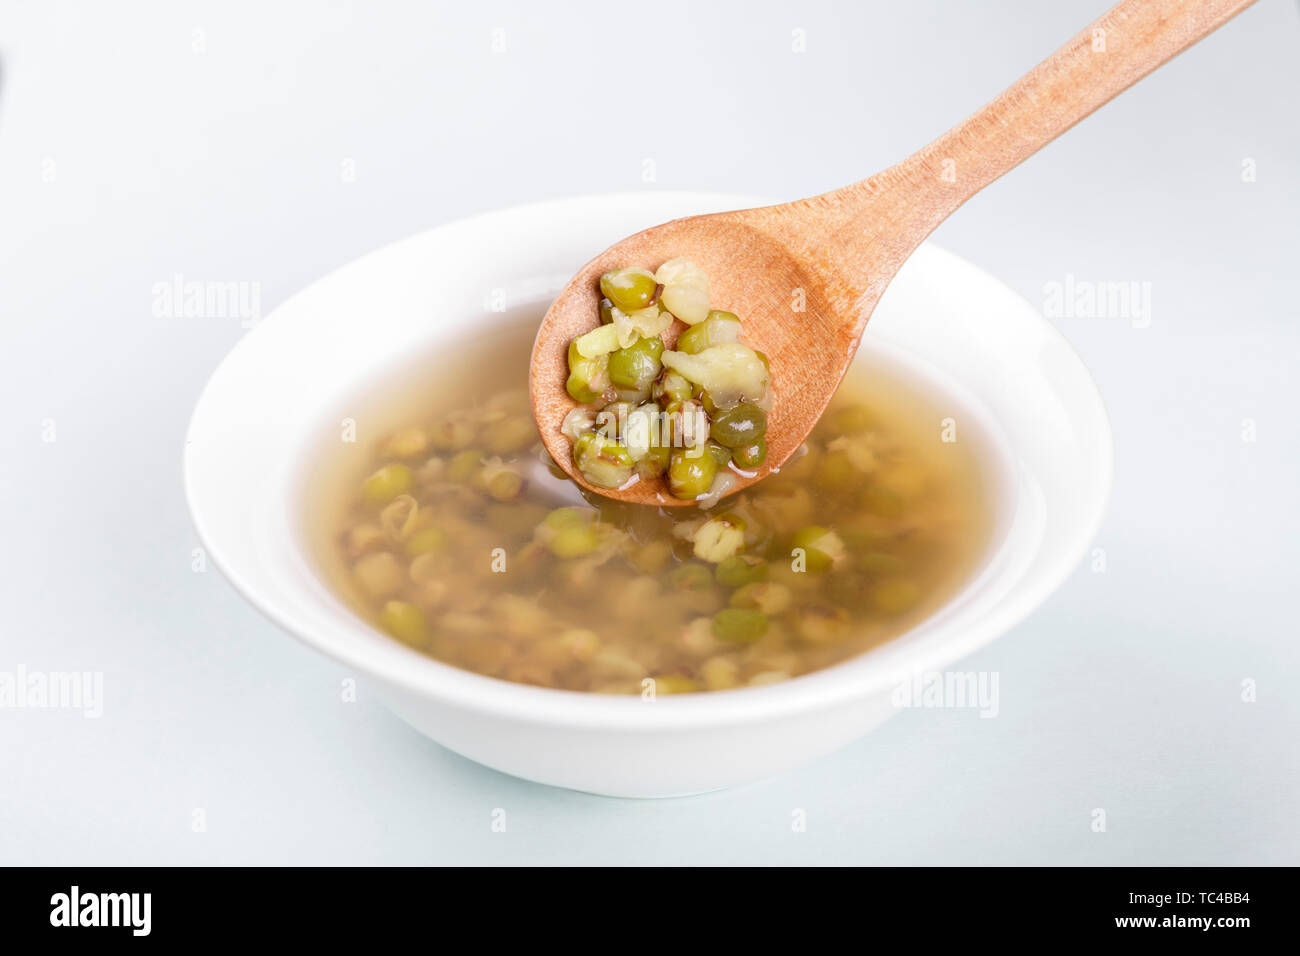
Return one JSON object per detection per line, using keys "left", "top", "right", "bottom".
{"left": 531, "top": 0, "right": 1255, "bottom": 506}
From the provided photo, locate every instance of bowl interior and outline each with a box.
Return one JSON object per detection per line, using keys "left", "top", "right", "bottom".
{"left": 185, "top": 191, "right": 1111, "bottom": 727}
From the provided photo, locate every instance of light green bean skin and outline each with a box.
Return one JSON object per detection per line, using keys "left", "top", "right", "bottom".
{"left": 712, "top": 607, "right": 768, "bottom": 643}
{"left": 405, "top": 526, "right": 447, "bottom": 556}
{"left": 675, "top": 311, "right": 740, "bottom": 354}
{"left": 608, "top": 337, "right": 664, "bottom": 390}
{"left": 732, "top": 438, "right": 766, "bottom": 469}
{"left": 705, "top": 441, "right": 732, "bottom": 469}
{"left": 380, "top": 600, "right": 426, "bottom": 645}
{"left": 668, "top": 448, "right": 716, "bottom": 499}
{"left": 653, "top": 370, "right": 694, "bottom": 407}
{"left": 550, "top": 522, "right": 600, "bottom": 558}
{"left": 573, "top": 432, "right": 634, "bottom": 489}
{"left": 715, "top": 555, "right": 768, "bottom": 589}
{"left": 446, "top": 450, "right": 482, "bottom": 483}
{"left": 599, "top": 268, "right": 657, "bottom": 313}
{"left": 636, "top": 444, "right": 671, "bottom": 480}
{"left": 362, "top": 463, "right": 413, "bottom": 504}
{"left": 567, "top": 341, "right": 610, "bottom": 404}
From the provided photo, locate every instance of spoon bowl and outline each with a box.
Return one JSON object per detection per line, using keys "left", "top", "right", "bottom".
{"left": 531, "top": 208, "right": 853, "bottom": 505}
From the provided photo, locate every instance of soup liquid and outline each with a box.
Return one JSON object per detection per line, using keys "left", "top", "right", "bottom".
{"left": 308, "top": 316, "right": 992, "bottom": 694}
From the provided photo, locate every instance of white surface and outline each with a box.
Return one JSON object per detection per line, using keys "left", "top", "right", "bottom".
{"left": 183, "top": 189, "right": 1110, "bottom": 795}
{"left": 1, "top": 0, "right": 1296, "bottom": 861}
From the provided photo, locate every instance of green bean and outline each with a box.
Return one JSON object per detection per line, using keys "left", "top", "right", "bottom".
{"left": 594, "top": 401, "right": 632, "bottom": 441}
{"left": 705, "top": 440, "right": 732, "bottom": 469}
{"left": 599, "top": 267, "right": 658, "bottom": 313}
{"left": 380, "top": 600, "right": 426, "bottom": 646}
{"left": 608, "top": 336, "right": 664, "bottom": 390}
{"left": 636, "top": 444, "right": 671, "bottom": 480}
{"left": 692, "top": 513, "right": 746, "bottom": 563}
{"left": 711, "top": 607, "right": 768, "bottom": 643}
{"left": 486, "top": 469, "right": 524, "bottom": 501}
{"left": 623, "top": 401, "right": 660, "bottom": 461}
{"left": 543, "top": 506, "right": 594, "bottom": 530}
{"left": 668, "top": 447, "right": 716, "bottom": 499}
{"left": 675, "top": 324, "right": 709, "bottom": 356}
{"left": 566, "top": 341, "right": 610, "bottom": 404}
{"left": 653, "top": 370, "right": 694, "bottom": 407}
{"left": 666, "top": 562, "right": 712, "bottom": 591}
{"left": 405, "top": 526, "right": 448, "bottom": 556}
{"left": 710, "top": 402, "right": 767, "bottom": 448}
{"left": 652, "top": 674, "right": 700, "bottom": 695}
{"left": 573, "top": 432, "right": 634, "bottom": 489}
{"left": 446, "top": 449, "right": 482, "bottom": 483}
{"left": 550, "top": 522, "right": 600, "bottom": 558}
{"left": 675, "top": 310, "right": 741, "bottom": 354}
{"left": 362, "top": 463, "right": 413, "bottom": 504}
{"left": 715, "top": 555, "right": 768, "bottom": 588}
{"left": 732, "top": 438, "right": 766, "bottom": 469}
{"left": 662, "top": 399, "right": 708, "bottom": 450}
{"left": 544, "top": 508, "right": 601, "bottom": 557}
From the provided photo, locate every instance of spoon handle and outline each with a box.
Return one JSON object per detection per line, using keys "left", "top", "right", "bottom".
{"left": 804, "top": 0, "right": 1257, "bottom": 315}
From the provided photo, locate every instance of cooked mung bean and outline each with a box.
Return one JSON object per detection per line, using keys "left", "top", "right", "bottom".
{"left": 562, "top": 259, "right": 771, "bottom": 499}
{"left": 315, "top": 317, "right": 990, "bottom": 694}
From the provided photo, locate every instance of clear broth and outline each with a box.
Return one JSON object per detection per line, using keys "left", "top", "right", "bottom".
{"left": 307, "top": 312, "right": 993, "bottom": 694}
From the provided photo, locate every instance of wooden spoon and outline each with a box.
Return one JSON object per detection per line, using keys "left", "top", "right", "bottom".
{"left": 531, "top": 0, "right": 1254, "bottom": 506}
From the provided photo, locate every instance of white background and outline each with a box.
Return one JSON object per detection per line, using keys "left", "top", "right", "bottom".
{"left": 1, "top": 0, "right": 1296, "bottom": 865}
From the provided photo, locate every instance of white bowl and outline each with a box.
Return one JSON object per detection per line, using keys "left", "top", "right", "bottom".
{"left": 185, "top": 191, "right": 1112, "bottom": 798}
